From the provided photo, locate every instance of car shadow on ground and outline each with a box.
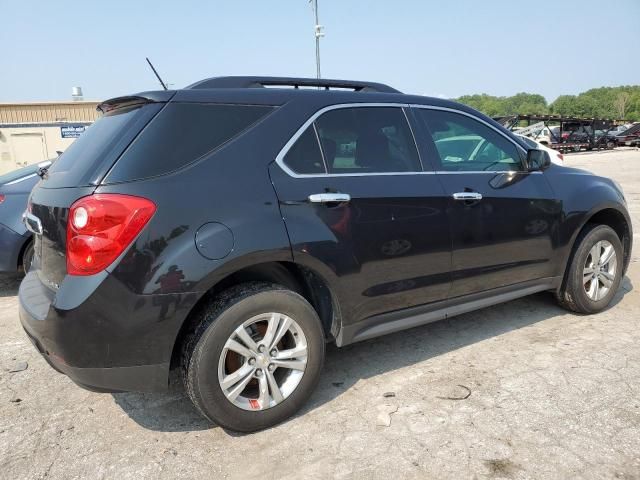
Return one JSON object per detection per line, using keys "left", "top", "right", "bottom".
{"left": 0, "top": 273, "right": 22, "bottom": 298}
{"left": 109, "top": 276, "right": 630, "bottom": 433}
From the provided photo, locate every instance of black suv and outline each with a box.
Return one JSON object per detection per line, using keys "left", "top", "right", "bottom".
{"left": 20, "top": 77, "right": 632, "bottom": 432}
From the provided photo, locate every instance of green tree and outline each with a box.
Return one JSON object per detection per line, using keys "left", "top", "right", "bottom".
{"left": 550, "top": 95, "right": 578, "bottom": 116}
{"left": 455, "top": 86, "right": 640, "bottom": 121}
{"left": 456, "top": 92, "right": 549, "bottom": 117}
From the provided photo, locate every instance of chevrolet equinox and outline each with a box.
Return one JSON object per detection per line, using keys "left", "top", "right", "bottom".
{"left": 19, "top": 77, "right": 632, "bottom": 432}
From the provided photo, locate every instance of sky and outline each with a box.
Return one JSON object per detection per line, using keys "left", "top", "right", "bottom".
{"left": 1, "top": 0, "right": 639, "bottom": 103}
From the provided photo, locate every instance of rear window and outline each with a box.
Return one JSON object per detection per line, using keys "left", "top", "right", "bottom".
{"left": 43, "top": 105, "right": 151, "bottom": 188}
{"left": 105, "top": 103, "right": 274, "bottom": 182}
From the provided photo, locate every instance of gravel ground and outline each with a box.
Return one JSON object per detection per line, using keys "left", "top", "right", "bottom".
{"left": 1, "top": 148, "right": 639, "bottom": 480}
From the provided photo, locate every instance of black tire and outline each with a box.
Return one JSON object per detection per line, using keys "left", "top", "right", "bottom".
{"left": 181, "top": 282, "right": 325, "bottom": 432}
{"left": 556, "top": 224, "right": 623, "bottom": 314}
{"left": 21, "top": 241, "right": 34, "bottom": 274}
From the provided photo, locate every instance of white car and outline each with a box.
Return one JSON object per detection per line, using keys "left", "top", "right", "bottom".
{"left": 512, "top": 125, "right": 557, "bottom": 145}
{"left": 517, "top": 135, "right": 564, "bottom": 165}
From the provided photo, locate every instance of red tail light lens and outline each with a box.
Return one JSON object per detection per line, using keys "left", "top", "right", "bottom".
{"left": 0, "top": 194, "right": 5, "bottom": 204}
{"left": 66, "top": 194, "right": 156, "bottom": 276}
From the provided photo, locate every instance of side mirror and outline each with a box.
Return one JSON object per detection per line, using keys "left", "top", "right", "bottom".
{"left": 527, "top": 149, "right": 551, "bottom": 171}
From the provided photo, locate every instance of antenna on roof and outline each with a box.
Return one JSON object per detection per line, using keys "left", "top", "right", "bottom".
{"left": 145, "top": 57, "right": 168, "bottom": 91}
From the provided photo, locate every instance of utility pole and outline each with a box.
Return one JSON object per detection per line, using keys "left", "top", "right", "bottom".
{"left": 310, "top": 0, "right": 324, "bottom": 79}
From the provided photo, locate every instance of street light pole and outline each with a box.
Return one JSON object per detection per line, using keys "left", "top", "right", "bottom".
{"left": 311, "top": 0, "right": 324, "bottom": 79}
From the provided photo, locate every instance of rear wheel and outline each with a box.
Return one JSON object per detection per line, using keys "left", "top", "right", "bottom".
{"left": 21, "top": 241, "right": 34, "bottom": 274}
{"left": 556, "top": 224, "right": 623, "bottom": 314}
{"left": 182, "top": 282, "right": 325, "bottom": 432}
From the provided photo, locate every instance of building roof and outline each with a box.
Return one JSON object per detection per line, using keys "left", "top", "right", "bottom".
{"left": 0, "top": 101, "right": 100, "bottom": 125}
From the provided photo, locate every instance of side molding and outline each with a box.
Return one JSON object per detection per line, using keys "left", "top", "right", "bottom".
{"left": 337, "top": 277, "right": 561, "bottom": 346}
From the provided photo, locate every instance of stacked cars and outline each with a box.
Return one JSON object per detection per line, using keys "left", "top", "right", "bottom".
{"left": 614, "top": 124, "right": 640, "bottom": 146}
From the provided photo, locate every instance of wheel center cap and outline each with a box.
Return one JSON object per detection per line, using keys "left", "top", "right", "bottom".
{"left": 257, "top": 354, "right": 269, "bottom": 368}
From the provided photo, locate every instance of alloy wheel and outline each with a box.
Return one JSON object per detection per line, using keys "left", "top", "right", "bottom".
{"left": 217, "top": 312, "right": 308, "bottom": 411}
{"left": 583, "top": 240, "right": 617, "bottom": 301}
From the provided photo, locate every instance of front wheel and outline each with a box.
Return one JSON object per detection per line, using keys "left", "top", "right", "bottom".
{"left": 556, "top": 224, "right": 623, "bottom": 314}
{"left": 182, "top": 282, "right": 325, "bottom": 432}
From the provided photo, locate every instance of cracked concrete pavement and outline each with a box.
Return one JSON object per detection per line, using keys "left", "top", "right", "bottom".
{"left": 1, "top": 148, "right": 639, "bottom": 479}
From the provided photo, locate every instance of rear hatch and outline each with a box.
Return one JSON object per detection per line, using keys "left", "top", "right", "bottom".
{"left": 29, "top": 94, "right": 170, "bottom": 288}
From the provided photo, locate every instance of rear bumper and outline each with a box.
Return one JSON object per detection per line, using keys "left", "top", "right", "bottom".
{"left": 18, "top": 270, "right": 195, "bottom": 393}
{"left": 0, "top": 223, "right": 25, "bottom": 272}
{"left": 21, "top": 323, "right": 168, "bottom": 392}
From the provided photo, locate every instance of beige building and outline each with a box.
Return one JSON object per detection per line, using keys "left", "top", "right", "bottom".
{"left": 0, "top": 101, "right": 100, "bottom": 175}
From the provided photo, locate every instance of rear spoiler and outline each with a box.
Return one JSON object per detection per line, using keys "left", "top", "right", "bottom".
{"left": 97, "top": 91, "right": 175, "bottom": 113}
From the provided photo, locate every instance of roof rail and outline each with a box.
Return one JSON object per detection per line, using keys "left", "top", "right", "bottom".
{"left": 186, "top": 76, "right": 401, "bottom": 94}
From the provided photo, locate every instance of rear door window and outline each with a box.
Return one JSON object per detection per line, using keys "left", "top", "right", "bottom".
{"left": 106, "top": 103, "right": 274, "bottom": 182}
{"left": 315, "top": 107, "right": 422, "bottom": 174}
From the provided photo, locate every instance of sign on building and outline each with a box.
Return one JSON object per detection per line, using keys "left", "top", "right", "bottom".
{"left": 60, "top": 125, "right": 86, "bottom": 138}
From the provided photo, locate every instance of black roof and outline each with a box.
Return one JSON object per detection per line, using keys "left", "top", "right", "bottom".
{"left": 98, "top": 76, "right": 501, "bottom": 130}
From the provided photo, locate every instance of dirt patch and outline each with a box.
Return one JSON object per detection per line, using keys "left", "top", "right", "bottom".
{"left": 484, "top": 458, "right": 521, "bottom": 478}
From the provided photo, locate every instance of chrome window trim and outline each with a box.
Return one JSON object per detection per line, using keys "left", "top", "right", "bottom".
{"left": 5, "top": 173, "right": 38, "bottom": 185}
{"left": 432, "top": 170, "right": 542, "bottom": 175}
{"left": 275, "top": 102, "right": 531, "bottom": 179}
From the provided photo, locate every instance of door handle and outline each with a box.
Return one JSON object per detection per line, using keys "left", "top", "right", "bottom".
{"left": 452, "top": 192, "right": 483, "bottom": 201}
{"left": 308, "top": 193, "right": 351, "bottom": 204}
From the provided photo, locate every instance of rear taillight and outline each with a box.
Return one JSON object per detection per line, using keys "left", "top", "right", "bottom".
{"left": 66, "top": 194, "right": 156, "bottom": 276}
{"left": 0, "top": 194, "right": 5, "bottom": 204}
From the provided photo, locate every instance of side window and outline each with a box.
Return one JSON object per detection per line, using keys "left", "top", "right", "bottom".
{"left": 315, "top": 107, "right": 421, "bottom": 174}
{"left": 106, "top": 103, "right": 274, "bottom": 182}
{"left": 417, "top": 109, "right": 524, "bottom": 172}
{"left": 282, "top": 126, "right": 326, "bottom": 174}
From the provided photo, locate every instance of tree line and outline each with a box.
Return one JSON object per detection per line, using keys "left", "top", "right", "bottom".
{"left": 455, "top": 86, "right": 640, "bottom": 121}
